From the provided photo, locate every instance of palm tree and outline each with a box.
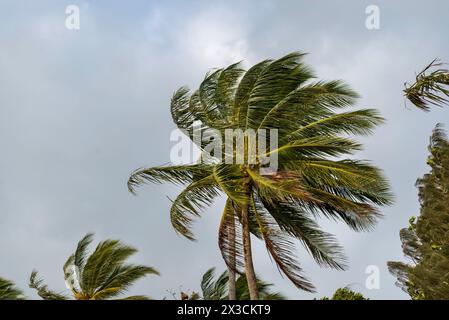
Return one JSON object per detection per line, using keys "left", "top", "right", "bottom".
{"left": 404, "top": 59, "right": 449, "bottom": 111}
{"left": 200, "top": 267, "right": 285, "bottom": 300}
{"left": 128, "top": 52, "right": 393, "bottom": 299}
{"left": 0, "top": 277, "right": 25, "bottom": 300}
{"left": 29, "top": 233, "right": 159, "bottom": 300}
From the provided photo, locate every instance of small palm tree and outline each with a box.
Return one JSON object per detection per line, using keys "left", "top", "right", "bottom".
{"left": 200, "top": 268, "right": 285, "bottom": 300}
{"left": 129, "top": 52, "right": 393, "bottom": 299}
{"left": 0, "top": 277, "right": 25, "bottom": 300}
{"left": 404, "top": 59, "right": 449, "bottom": 111}
{"left": 29, "top": 233, "right": 159, "bottom": 300}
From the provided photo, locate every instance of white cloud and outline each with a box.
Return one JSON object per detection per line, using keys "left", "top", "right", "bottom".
{"left": 179, "top": 7, "right": 250, "bottom": 67}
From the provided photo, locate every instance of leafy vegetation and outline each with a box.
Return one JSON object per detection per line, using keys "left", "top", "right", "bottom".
{"left": 198, "top": 267, "right": 285, "bottom": 300}
{"left": 0, "top": 277, "right": 25, "bottom": 300}
{"left": 388, "top": 125, "right": 449, "bottom": 299}
{"left": 128, "top": 52, "right": 393, "bottom": 299}
{"left": 404, "top": 59, "right": 449, "bottom": 111}
{"left": 29, "top": 233, "right": 159, "bottom": 300}
{"left": 320, "top": 287, "right": 367, "bottom": 300}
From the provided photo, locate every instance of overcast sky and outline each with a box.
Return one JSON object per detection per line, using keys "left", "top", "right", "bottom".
{"left": 1, "top": 0, "right": 449, "bottom": 300}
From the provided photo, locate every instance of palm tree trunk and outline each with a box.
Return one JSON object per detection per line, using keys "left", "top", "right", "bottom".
{"left": 228, "top": 266, "right": 236, "bottom": 300}
{"left": 241, "top": 202, "right": 259, "bottom": 300}
{"left": 228, "top": 212, "right": 237, "bottom": 300}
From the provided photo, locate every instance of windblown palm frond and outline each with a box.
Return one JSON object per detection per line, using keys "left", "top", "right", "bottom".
{"left": 201, "top": 268, "right": 229, "bottom": 300}
{"left": 129, "top": 52, "right": 393, "bottom": 297}
{"left": 0, "top": 277, "right": 25, "bottom": 300}
{"left": 29, "top": 271, "right": 68, "bottom": 300}
{"left": 404, "top": 59, "right": 449, "bottom": 111}
{"left": 30, "top": 234, "right": 159, "bottom": 300}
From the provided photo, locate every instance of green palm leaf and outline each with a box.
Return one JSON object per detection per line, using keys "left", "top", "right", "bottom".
{"left": 251, "top": 195, "right": 314, "bottom": 292}
{"left": 29, "top": 271, "right": 69, "bottom": 300}
{"left": 0, "top": 277, "right": 25, "bottom": 300}
{"left": 169, "top": 174, "right": 220, "bottom": 240}
{"left": 404, "top": 59, "right": 449, "bottom": 111}
{"left": 30, "top": 234, "right": 159, "bottom": 300}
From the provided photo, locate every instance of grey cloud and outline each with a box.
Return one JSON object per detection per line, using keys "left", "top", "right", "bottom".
{"left": 1, "top": 0, "right": 448, "bottom": 299}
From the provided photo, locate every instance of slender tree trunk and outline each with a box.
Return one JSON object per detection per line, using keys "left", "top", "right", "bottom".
{"left": 228, "top": 211, "right": 237, "bottom": 300}
{"left": 228, "top": 267, "right": 236, "bottom": 300}
{"left": 241, "top": 203, "right": 259, "bottom": 300}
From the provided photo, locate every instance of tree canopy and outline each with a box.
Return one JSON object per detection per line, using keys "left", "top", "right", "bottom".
{"left": 388, "top": 125, "right": 449, "bottom": 299}
{"left": 320, "top": 287, "right": 367, "bottom": 300}
{"left": 29, "top": 233, "right": 159, "bottom": 300}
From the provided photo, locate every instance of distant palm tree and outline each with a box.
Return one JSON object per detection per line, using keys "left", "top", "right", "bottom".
{"left": 404, "top": 59, "right": 449, "bottom": 111}
{"left": 29, "top": 233, "right": 159, "bottom": 300}
{"left": 0, "top": 277, "right": 25, "bottom": 300}
{"left": 129, "top": 52, "right": 393, "bottom": 299}
{"left": 200, "top": 267, "right": 285, "bottom": 300}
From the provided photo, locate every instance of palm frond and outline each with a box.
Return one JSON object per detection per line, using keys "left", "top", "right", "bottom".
{"left": 268, "top": 136, "right": 362, "bottom": 160}
{"left": 284, "top": 159, "right": 392, "bottom": 204}
{"left": 93, "top": 265, "right": 159, "bottom": 300}
{"left": 304, "top": 187, "right": 381, "bottom": 231}
{"left": 74, "top": 233, "right": 94, "bottom": 270}
{"left": 260, "top": 198, "right": 347, "bottom": 270}
{"left": 218, "top": 199, "right": 245, "bottom": 274}
{"left": 128, "top": 164, "right": 213, "bottom": 194}
{"left": 247, "top": 168, "right": 313, "bottom": 203}
{"left": 64, "top": 235, "right": 95, "bottom": 294}
{"left": 200, "top": 268, "right": 228, "bottom": 300}
{"left": 178, "top": 64, "right": 244, "bottom": 132}
{"left": 63, "top": 255, "right": 81, "bottom": 294}
{"left": 258, "top": 80, "right": 360, "bottom": 138}
{"left": 0, "top": 277, "right": 25, "bottom": 300}
{"left": 169, "top": 174, "right": 220, "bottom": 240}
{"left": 214, "top": 62, "right": 245, "bottom": 122}
{"left": 404, "top": 59, "right": 449, "bottom": 111}
{"left": 289, "top": 160, "right": 394, "bottom": 208}
{"left": 234, "top": 60, "right": 272, "bottom": 128}
{"left": 82, "top": 239, "right": 136, "bottom": 295}
{"left": 251, "top": 195, "right": 315, "bottom": 292}
{"left": 116, "top": 295, "right": 151, "bottom": 300}
{"left": 29, "top": 270, "right": 68, "bottom": 300}
{"left": 170, "top": 86, "right": 193, "bottom": 130}
{"left": 285, "top": 109, "right": 384, "bottom": 141}
{"left": 245, "top": 52, "right": 314, "bottom": 129}
{"left": 212, "top": 164, "right": 248, "bottom": 205}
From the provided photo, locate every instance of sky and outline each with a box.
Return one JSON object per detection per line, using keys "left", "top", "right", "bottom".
{"left": 1, "top": 0, "right": 449, "bottom": 300}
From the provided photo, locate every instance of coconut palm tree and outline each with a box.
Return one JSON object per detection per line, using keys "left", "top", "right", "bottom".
{"left": 128, "top": 52, "right": 393, "bottom": 299}
{"left": 200, "top": 267, "right": 285, "bottom": 300}
{"left": 404, "top": 59, "right": 449, "bottom": 111}
{"left": 0, "top": 277, "right": 25, "bottom": 300}
{"left": 29, "top": 233, "right": 159, "bottom": 300}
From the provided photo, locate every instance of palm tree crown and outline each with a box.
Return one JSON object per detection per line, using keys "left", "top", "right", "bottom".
{"left": 404, "top": 59, "right": 449, "bottom": 111}
{"left": 129, "top": 52, "right": 393, "bottom": 297}
{"left": 29, "top": 233, "right": 159, "bottom": 300}
{"left": 0, "top": 277, "right": 25, "bottom": 300}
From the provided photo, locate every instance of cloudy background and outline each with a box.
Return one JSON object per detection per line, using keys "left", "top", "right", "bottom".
{"left": 1, "top": 0, "right": 448, "bottom": 300}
